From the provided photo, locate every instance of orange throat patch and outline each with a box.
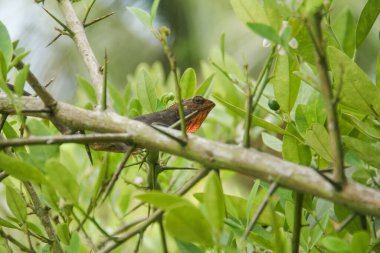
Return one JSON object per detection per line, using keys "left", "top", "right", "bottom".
{"left": 185, "top": 109, "right": 212, "bottom": 133}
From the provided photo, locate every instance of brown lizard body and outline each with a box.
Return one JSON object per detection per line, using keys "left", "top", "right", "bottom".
{"left": 91, "top": 96, "right": 215, "bottom": 152}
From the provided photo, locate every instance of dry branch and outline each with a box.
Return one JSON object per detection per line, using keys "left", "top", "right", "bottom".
{"left": 1, "top": 96, "right": 380, "bottom": 217}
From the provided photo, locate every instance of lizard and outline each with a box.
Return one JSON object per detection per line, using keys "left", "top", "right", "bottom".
{"left": 90, "top": 95, "right": 215, "bottom": 152}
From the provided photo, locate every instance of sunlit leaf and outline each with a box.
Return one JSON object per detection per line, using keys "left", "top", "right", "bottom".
{"left": 14, "top": 64, "right": 29, "bottom": 97}
{"left": 127, "top": 7, "right": 152, "bottom": 28}
{"left": 328, "top": 46, "right": 380, "bottom": 116}
{"left": 0, "top": 21, "right": 13, "bottom": 65}
{"left": 195, "top": 74, "right": 214, "bottom": 97}
{"left": 68, "top": 232, "right": 80, "bottom": 253}
{"left": 6, "top": 186, "right": 27, "bottom": 222}
{"left": 320, "top": 236, "right": 351, "bottom": 253}
{"left": 0, "top": 153, "right": 46, "bottom": 184}
{"left": 333, "top": 9, "right": 356, "bottom": 58}
{"left": 247, "top": 23, "right": 281, "bottom": 44}
{"left": 45, "top": 160, "right": 79, "bottom": 204}
{"left": 180, "top": 68, "right": 196, "bottom": 99}
{"left": 204, "top": 171, "right": 225, "bottom": 238}
{"left": 262, "top": 132, "right": 282, "bottom": 152}
{"left": 304, "top": 124, "right": 332, "bottom": 162}
{"left": 76, "top": 75, "right": 96, "bottom": 104}
{"left": 272, "top": 54, "right": 300, "bottom": 114}
{"left": 352, "top": 231, "right": 370, "bottom": 253}
{"left": 165, "top": 204, "right": 213, "bottom": 247}
{"left": 343, "top": 136, "right": 380, "bottom": 169}
{"left": 356, "top": 0, "right": 380, "bottom": 47}
{"left": 230, "top": 0, "right": 268, "bottom": 25}
{"left": 136, "top": 69, "right": 157, "bottom": 113}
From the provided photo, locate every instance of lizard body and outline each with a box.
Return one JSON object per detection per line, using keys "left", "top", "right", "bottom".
{"left": 91, "top": 96, "right": 215, "bottom": 152}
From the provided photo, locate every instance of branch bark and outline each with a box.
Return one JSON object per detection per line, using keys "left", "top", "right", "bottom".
{"left": 57, "top": 0, "right": 103, "bottom": 105}
{"left": 1, "top": 96, "right": 380, "bottom": 217}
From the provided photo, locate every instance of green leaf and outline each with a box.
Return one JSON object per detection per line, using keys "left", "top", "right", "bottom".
{"left": 150, "top": 0, "right": 160, "bottom": 23}
{"left": 343, "top": 136, "right": 380, "bottom": 169}
{"left": 204, "top": 171, "right": 225, "bottom": 238}
{"left": 352, "top": 231, "right": 370, "bottom": 253}
{"left": 328, "top": 46, "right": 380, "bottom": 116}
{"left": 14, "top": 64, "right": 29, "bottom": 97}
{"left": 9, "top": 50, "right": 29, "bottom": 70}
{"left": 272, "top": 54, "right": 300, "bottom": 113}
{"left": 333, "top": 9, "right": 356, "bottom": 58}
{"left": 0, "top": 21, "right": 13, "bottom": 65}
{"left": 230, "top": 0, "right": 268, "bottom": 25}
{"left": 45, "top": 160, "right": 79, "bottom": 204}
{"left": 0, "top": 153, "right": 46, "bottom": 184}
{"left": 127, "top": 7, "right": 152, "bottom": 28}
{"left": 320, "top": 236, "right": 351, "bottom": 253}
{"left": 213, "top": 94, "right": 289, "bottom": 136}
{"left": 6, "top": 186, "right": 27, "bottom": 222}
{"left": 220, "top": 32, "right": 225, "bottom": 62}
{"left": 304, "top": 124, "right": 332, "bottom": 162}
{"left": 180, "top": 68, "right": 197, "bottom": 99}
{"left": 195, "top": 74, "right": 214, "bottom": 97}
{"left": 27, "top": 119, "right": 60, "bottom": 167}
{"left": 136, "top": 69, "right": 157, "bottom": 113}
{"left": 282, "top": 123, "right": 311, "bottom": 166}
{"left": 302, "top": 0, "right": 323, "bottom": 16}
{"left": 109, "top": 83, "right": 126, "bottom": 115}
{"left": 377, "top": 54, "right": 380, "bottom": 88}
{"left": 67, "top": 232, "right": 80, "bottom": 253}
{"left": 246, "top": 179, "right": 260, "bottom": 222}
{"left": 76, "top": 75, "right": 96, "bottom": 104}
{"left": 356, "top": 0, "right": 380, "bottom": 47}
{"left": 351, "top": 168, "right": 374, "bottom": 184}
{"left": 165, "top": 204, "right": 213, "bottom": 247}
{"left": 247, "top": 23, "right": 281, "bottom": 44}
{"left": 263, "top": 0, "right": 283, "bottom": 30}
{"left": 57, "top": 223, "right": 70, "bottom": 245}
{"left": 136, "top": 192, "right": 191, "bottom": 210}
{"left": 0, "top": 217, "right": 18, "bottom": 229}
{"left": 176, "top": 241, "right": 203, "bottom": 253}
{"left": 262, "top": 132, "right": 282, "bottom": 152}
{"left": 343, "top": 113, "right": 380, "bottom": 139}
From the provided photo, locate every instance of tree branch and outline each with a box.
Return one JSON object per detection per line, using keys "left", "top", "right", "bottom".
{"left": 1, "top": 96, "right": 380, "bottom": 217}
{"left": 306, "top": 12, "right": 345, "bottom": 185}
{"left": 57, "top": 0, "right": 103, "bottom": 105}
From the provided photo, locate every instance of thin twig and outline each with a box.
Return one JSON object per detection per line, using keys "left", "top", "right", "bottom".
{"left": 336, "top": 213, "right": 357, "bottom": 232}
{"left": 306, "top": 12, "right": 345, "bottom": 185}
{"left": 100, "top": 146, "right": 136, "bottom": 204}
{"left": 0, "top": 229, "right": 34, "bottom": 253}
{"left": 101, "top": 49, "right": 108, "bottom": 111}
{"left": 98, "top": 168, "right": 210, "bottom": 252}
{"left": 292, "top": 193, "right": 304, "bottom": 253}
{"left": 83, "top": 0, "right": 97, "bottom": 24}
{"left": 0, "top": 113, "right": 8, "bottom": 132}
{"left": 242, "top": 182, "right": 278, "bottom": 241}
{"left": 57, "top": 0, "right": 103, "bottom": 106}
{"left": 158, "top": 218, "right": 168, "bottom": 253}
{"left": 84, "top": 12, "right": 115, "bottom": 28}
{"left": 24, "top": 182, "right": 63, "bottom": 253}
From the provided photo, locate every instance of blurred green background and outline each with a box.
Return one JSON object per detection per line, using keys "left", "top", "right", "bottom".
{"left": 0, "top": 0, "right": 378, "bottom": 102}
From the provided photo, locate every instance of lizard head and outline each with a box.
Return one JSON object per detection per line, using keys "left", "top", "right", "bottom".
{"left": 181, "top": 96, "right": 215, "bottom": 133}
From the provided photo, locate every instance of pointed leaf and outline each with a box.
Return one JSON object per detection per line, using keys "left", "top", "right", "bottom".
{"left": 137, "top": 192, "right": 191, "bottom": 210}
{"left": 352, "top": 231, "right": 370, "bottom": 253}
{"left": 343, "top": 136, "right": 380, "bottom": 169}
{"left": 150, "top": 0, "right": 160, "bottom": 23}
{"left": 0, "top": 153, "right": 46, "bottom": 184}
{"left": 165, "top": 204, "right": 213, "bottom": 247}
{"left": 76, "top": 75, "right": 96, "bottom": 104}
{"left": 45, "top": 160, "right": 79, "bottom": 204}
{"left": 136, "top": 69, "right": 157, "bottom": 113}
{"left": 0, "top": 21, "right": 13, "bottom": 65}
{"left": 304, "top": 124, "right": 332, "bottom": 162}
{"left": 180, "top": 68, "right": 197, "bottom": 99}
{"left": 262, "top": 132, "right": 282, "bottom": 152}
{"left": 356, "top": 0, "right": 380, "bottom": 47}
{"left": 333, "top": 9, "right": 356, "bottom": 58}
{"left": 6, "top": 186, "right": 27, "bottom": 222}
{"left": 230, "top": 0, "right": 268, "bottom": 24}
{"left": 247, "top": 23, "right": 281, "bottom": 44}
{"left": 283, "top": 124, "right": 311, "bottom": 165}
{"left": 272, "top": 54, "right": 300, "bottom": 114}
{"left": 195, "top": 74, "right": 214, "bottom": 97}
{"left": 14, "top": 64, "right": 29, "bottom": 97}
{"left": 127, "top": 7, "right": 151, "bottom": 28}
{"left": 204, "top": 171, "right": 225, "bottom": 238}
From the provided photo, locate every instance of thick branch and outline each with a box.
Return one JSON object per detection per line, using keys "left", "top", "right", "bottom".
{"left": 1, "top": 96, "right": 380, "bottom": 217}
{"left": 57, "top": 0, "right": 103, "bottom": 105}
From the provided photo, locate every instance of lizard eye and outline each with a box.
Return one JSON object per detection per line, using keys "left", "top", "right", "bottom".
{"left": 193, "top": 96, "right": 204, "bottom": 104}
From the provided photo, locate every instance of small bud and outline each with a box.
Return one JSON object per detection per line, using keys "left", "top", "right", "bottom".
{"left": 159, "top": 26, "right": 171, "bottom": 38}
{"left": 268, "top": 99, "right": 280, "bottom": 111}
{"left": 288, "top": 38, "right": 298, "bottom": 49}
{"left": 262, "top": 39, "right": 271, "bottom": 48}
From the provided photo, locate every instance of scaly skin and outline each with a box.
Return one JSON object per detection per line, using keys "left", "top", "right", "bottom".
{"left": 91, "top": 96, "right": 215, "bottom": 152}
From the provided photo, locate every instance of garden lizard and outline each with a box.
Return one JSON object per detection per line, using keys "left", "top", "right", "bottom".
{"left": 91, "top": 95, "right": 215, "bottom": 152}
